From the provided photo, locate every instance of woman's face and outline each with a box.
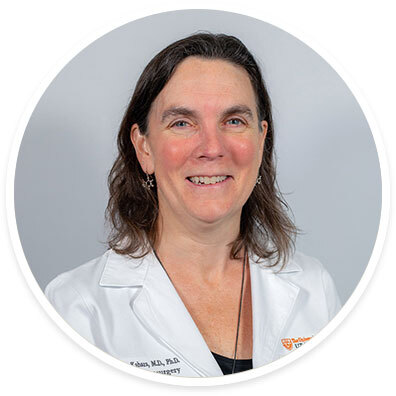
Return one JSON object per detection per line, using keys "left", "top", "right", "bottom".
{"left": 131, "top": 57, "right": 267, "bottom": 227}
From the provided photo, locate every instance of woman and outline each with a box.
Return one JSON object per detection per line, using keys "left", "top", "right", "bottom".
{"left": 45, "top": 33, "right": 341, "bottom": 377}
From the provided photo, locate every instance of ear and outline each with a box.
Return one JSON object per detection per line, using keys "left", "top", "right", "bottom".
{"left": 130, "top": 124, "right": 155, "bottom": 174}
{"left": 259, "top": 120, "right": 268, "bottom": 155}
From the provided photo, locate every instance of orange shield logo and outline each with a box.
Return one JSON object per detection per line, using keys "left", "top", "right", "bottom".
{"left": 281, "top": 338, "right": 293, "bottom": 351}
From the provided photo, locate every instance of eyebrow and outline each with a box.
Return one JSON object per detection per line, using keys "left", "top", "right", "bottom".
{"left": 161, "top": 106, "right": 198, "bottom": 123}
{"left": 160, "top": 104, "right": 255, "bottom": 123}
{"left": 222, "top": 105, "right": 254, "bottom": 122}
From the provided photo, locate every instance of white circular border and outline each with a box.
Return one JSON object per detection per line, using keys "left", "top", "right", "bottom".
{"left": 5, "top": 8, "right": 390, "bottom": 388}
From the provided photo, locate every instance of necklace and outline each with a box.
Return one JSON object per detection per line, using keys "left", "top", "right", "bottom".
{"left": 232, "top": 248, "right": 247, "bottom": 374}
{"left": 153, "top": 248, "right": 248, "bottom": 375}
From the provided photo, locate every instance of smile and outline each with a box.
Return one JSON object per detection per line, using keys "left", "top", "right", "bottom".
{"left": 187, "top": 176, "right": 230, "bottom": 185}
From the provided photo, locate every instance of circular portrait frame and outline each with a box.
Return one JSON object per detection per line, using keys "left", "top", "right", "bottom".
{"left": 7, "top": 9, "right": 389, "bottom": 386}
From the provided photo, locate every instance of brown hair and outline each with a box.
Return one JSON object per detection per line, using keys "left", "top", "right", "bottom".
{"left": 106, "top": 32, "right": 298, "bottom": 269}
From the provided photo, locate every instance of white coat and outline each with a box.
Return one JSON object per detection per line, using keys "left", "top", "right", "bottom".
{"left": 45, "top": 249, "right": 341, "bottom": 377}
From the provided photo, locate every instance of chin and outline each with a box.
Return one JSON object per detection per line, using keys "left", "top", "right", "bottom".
{"left": 188, "top": 204, "right": 235, "bottom": 225}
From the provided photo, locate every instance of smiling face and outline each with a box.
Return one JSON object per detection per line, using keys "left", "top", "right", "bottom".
{"left": 131, "top": 57, "right": 267, "bottom": 228}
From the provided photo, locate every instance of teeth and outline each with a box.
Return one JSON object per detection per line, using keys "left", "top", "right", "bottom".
{"left": 189, "top": 176, "right": 228, "bottom": 185}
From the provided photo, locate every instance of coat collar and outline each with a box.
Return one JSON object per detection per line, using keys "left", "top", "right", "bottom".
{"left": 98, "top": 249, "right": 302, "bottom": 375}
{"left": 249, "top": 252, "right": 302, "bottom": 274}
{"left": 99, "top": 250, "right": 149, "bottom": 287}
{"left": 98, "top": 249, "right": 302, "bottom": 287}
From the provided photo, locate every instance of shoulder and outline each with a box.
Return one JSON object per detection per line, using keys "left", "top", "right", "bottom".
{"left": 45, "top": 251, "right": 108, "bottom": 299}
{"left": 281, "top": 251, "right": 337, "bottom": 290}
{"left": 253, "top": 250, "right": 342, "bottom": 318}
{"left": 284, "top": 250, "right": 342, "bottom": 319}
{"left": 43, "top": 252, "right": 112, "bottom": 343}
{"left": 287, "top": 250, "right": 326, "bottom": 276}
{"left": 44, "top": 252, "right": 112, "bottom": 319}
{"left": 44, "top": 249, "right": 150, "bottom": 304}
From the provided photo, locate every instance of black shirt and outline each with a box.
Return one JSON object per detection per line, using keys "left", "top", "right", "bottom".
{"left": 212, "top": 352, "right": 253, "bottom": 375}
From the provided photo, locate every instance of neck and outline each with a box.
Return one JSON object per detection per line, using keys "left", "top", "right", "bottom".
{"left": 154, "top": 211, "right": 243, "bottom": 280}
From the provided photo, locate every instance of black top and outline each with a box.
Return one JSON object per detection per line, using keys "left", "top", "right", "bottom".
{"left": 212, "top": 352, "right": 253, "bottom": 375}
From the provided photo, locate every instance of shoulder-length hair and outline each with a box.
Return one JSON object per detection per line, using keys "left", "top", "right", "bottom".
{"left": 106, "top": 32, "right": 298, "bottom": 269}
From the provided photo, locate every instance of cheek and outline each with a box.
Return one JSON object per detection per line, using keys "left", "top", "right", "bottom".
{"left": 229, "top": 137, "right": 260, "bottom": 167}
{"left": 155, "top": 139, "right": 191, "bottom": 172}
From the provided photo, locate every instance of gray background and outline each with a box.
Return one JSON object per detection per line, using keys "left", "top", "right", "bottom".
{"left": 14, "top": 10, "right": 381, "bottom": 305}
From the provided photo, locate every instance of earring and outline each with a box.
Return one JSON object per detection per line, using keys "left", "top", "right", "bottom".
{"left": 142, "top": 173, "right": 154, "bottom": 189}
{"left": 255, "top": 175, "right": 262, "bottom": 186}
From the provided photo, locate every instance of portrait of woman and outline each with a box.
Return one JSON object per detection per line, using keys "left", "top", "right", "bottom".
{"left": 44, "top": 32, "right": 341, "bottom": 377}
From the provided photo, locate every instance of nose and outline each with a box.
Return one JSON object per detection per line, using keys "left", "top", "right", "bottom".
{"left": 196, "top": 123, "right": 225, "bottom": 160}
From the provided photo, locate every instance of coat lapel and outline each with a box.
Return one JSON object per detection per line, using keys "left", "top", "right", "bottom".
{"left": 249, "top": 254, "right": 302, "bottom": 368}
{"left": 130, "top": 252, "right": 223, "bottom": 377}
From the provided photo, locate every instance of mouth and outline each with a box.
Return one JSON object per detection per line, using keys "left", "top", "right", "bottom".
{"left": 186, "top": 175, "right": 231, "bottom": 185}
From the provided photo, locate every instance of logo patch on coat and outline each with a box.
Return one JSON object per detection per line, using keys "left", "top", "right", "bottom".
{"left": 281, "top": 336, "right": 312, "bottom": 351}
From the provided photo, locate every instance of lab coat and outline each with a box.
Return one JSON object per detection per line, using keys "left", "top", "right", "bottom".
{"left": 45, "top": 249, "right": 341, "bottom": 377}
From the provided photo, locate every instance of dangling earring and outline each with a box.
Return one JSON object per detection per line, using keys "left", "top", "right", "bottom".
{"left": 142, "top": 173, "right": 154, "bottom": 189}
{"left": 255, "top": 175, "right": 262, "bottom": 186}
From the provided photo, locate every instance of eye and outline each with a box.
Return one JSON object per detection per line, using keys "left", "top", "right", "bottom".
{"left": 170, "top": 120, "right": 191, "bottom": 128}
{"left": 168, "top": 119, "right": 197, "bottom": 135}
{"left": 225, "top": 118, "right": 245, "bottom": 126}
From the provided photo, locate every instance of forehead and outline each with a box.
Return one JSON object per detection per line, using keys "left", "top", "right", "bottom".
{"left": 151, "top": 57, "right": 257, "bottom": 115}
